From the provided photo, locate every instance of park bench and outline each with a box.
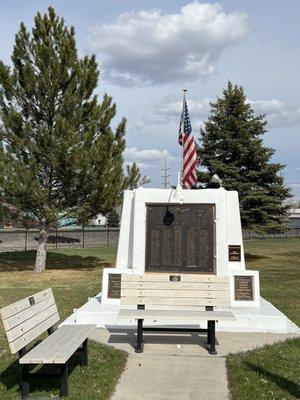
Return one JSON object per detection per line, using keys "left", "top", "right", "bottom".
{"left": 0, "top": 288, "right": 95, "bottom": 398}
{"left": 118, "top": 274, "right": 236, "bottom": 354}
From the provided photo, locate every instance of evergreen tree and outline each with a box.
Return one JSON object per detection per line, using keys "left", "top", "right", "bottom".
{"left": 123, "top": 162, "right": 141, "bottom": 190}
{"left": 107, "top": 209, "right": 120, "bottom": 227}
{"left": 0, "top": 8, "right": 133, "bottom": 271}
{"left": 197, "top": 82, "right": 291, "bottom": 232}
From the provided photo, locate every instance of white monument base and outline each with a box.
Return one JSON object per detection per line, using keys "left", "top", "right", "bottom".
{"left": 61, "top": 294, "right": 299, "bottom": 334}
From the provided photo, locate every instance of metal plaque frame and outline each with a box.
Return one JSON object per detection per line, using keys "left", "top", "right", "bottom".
{"left": 145, "top": 203, "right": 216, "bottom": 274}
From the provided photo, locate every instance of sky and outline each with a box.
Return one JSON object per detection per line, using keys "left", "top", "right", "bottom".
{"left": 0, "top": 0, "right": 299, "bottom": 198}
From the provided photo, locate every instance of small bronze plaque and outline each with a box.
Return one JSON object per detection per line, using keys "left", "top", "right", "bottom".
{"left": 108, "top": 274, "right": 121, "bottom": 299}
{"left": 29, "top": 296, "right": 35, "bottom": 306}
{"left": 234, "top": 276, "right": 253, "bottom": 301}
{"left": 229, "top": 245, "right": 241, "bottom": 261}
{"left": 170, "top": 275, "right": 181, "bottom": 282}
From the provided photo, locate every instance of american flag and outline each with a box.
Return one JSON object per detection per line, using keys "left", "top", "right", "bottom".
{"left": 178, "top": 93, "right": 198, "bottom": 189}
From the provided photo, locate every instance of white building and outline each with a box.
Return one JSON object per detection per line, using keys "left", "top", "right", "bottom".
{"left": 288, "top": 208, "right": 300, "bottom": 228}
{"left": 90, "top": 213, "right": 107, "bottom": 226}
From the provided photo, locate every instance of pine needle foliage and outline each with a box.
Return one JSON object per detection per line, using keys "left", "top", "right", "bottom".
{"left": 0, "top": 8, "right": 138, "bottom": 271}
{"left": 197, "top": 82, "right": 291, "bottom": 232}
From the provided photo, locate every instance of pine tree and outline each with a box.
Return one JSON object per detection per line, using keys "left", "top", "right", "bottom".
{"left": 123, "top": 163, "right": 141, "bottom": 190}
{"left": 107, "top": 210, "right": 120, "bottom": 227}
{"left": 197, "top": 82, "right": 291, "bottom": 232}
{"left": 0, "top": 8, "right": 135, "bottom": 271}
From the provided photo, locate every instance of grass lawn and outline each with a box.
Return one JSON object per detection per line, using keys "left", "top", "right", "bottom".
{"left": 227, "top": 238, "right": 300, "bottom": 400}
{"left": 0, "top": 246, "right": 127, "bottom": 400}
{"left": 0, "top": 239, "right": 299, "bottom": 399}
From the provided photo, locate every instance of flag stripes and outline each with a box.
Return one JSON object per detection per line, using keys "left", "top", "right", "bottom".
{"left": 178, "top": 94, "right": 198, "bottom": 189}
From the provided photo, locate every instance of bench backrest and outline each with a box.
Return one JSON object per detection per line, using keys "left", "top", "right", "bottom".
{"left": 0, "top": 288, "right": 59, "bottom": 354}
{"left": 120, "top": 274, "right": 230, "bottom": 308}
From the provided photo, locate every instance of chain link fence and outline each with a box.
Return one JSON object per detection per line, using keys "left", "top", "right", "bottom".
{"left": 243, "top": 227, "right": 300, "bottom": 240}
{"left": 0, "top": 226, "right": 119, "bottom": 252}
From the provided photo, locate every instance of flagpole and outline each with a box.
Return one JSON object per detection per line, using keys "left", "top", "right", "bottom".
{"left": 180, "top": 89, "right": 187, "bottom": 187}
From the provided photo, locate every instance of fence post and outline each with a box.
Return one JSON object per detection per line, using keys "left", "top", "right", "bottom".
{"left": 55, "top": 227, "right": 58, "bottom": 249}
{"left": 107, "top": 225, "right": 110, "bottom": 246}
{"left": 82, "top": 226, "right": 85, "bottom": 249}
{"left": 25, "top": 228, "right": 28, "bottom": 251}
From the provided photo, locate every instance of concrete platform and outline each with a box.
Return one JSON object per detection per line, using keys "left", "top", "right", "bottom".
{"left": 62, "top": 293, "right": 299, "bottom": 334}
{"left": 88, "top": 328, "right": 299, "bottom": 400}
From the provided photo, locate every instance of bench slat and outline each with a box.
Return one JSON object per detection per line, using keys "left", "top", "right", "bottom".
{"left": 122, "top": 281, "right": 229, "bottom": 290}
{"left": 0, "top": 289, "right": 53, "bottom": 320}
{"left": 19, "top": 325, "right": 79, "bottom": 364}
{"left": 118, "top": 309, "right": 236, "bottom": 321}
{"left": 2, "top": 297, "right": 56, "bottom": 332}
{"left": 121, "top": 297, "right": 230, "bottom": 307}
{"left": 9, "top": 313, "right": 60, "bottom": 354}
{"left": 122, "top": 274, "right": 229, "bottom": 283}
{"left": 19, "top": 325, "right": 95, "bottom": 364}
{"left": 121, "top": 289, "right": 229, "bottom": 299}
{"left": 53, "top": 325, "right": 95, "bottom": 364}
{"left": 6, "top": 304, "right": 58, "bottom": 343}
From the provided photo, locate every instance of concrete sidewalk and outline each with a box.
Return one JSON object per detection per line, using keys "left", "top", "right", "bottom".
{"left": 89, "top": 328, "right": 298, "bottom": 400}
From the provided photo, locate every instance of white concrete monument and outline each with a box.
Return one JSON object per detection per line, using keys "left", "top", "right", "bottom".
{"left": 101, "top": 186, "right": 260, "bottom": 308}
{"left": 63, "top": 185, "right": 298, "bottom": 334}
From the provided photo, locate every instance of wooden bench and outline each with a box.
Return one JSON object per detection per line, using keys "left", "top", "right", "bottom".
{"left": 0, "top": 288, "right": 95, "bottom": 398}
{"left": 117, "top": 274, "right": 236, "bottom": 354}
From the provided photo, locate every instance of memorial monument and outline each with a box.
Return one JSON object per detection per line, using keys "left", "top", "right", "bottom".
{"left": 101, "top": 184, "right": 260, "bottom": 310}
{"left": 63, "top": 93, "right": 297, "bottom": 335}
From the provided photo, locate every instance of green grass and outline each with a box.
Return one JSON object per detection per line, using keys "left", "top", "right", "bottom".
{"left": 227, "top": 238, "right": 300, "bottom": 400}
{"left": 0, "top": 245, "right": 127, "bottom": 400}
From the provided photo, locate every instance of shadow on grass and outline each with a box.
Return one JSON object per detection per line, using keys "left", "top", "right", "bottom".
{"left": 244, "top": 252, "right": 269, "bottom": 262}
{"left": 245, "top": 362, "right": 300, "bottom": 398}
{"left": 0, "top": 352, "right": 81, "bottom": 396}
{"left": 0, "top": 250, "right": 112, "bottom": 272}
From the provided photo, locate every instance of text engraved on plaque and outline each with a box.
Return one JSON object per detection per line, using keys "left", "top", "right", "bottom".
{"left": 146, "top": 204, "right": 215, "bottom": 273}
{"left": 108, "top": 274, "right": 121, "bottom": 299}
{"left": 229, "top": 245, "right": 241, "bottom": 261}
{"left": 234, "top": 276, "right": 253, "bottom": 301}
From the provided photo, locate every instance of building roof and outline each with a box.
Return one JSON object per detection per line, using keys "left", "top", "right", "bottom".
{"left": 288, "top": 208, "right": 300, "bottom": 218}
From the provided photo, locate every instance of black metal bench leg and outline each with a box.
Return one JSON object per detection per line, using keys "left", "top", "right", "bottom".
{"left": 21, "top": 364, "right": 29, "bottom": 399}
{"left": 135, "top": 319, "right": 144, "bottom": 353}
{"left": 209, "top": 321, "right": 217, "bottom": 355}
{"left": 60, "top": 363, "right": 68, "bottom": 397}
{"left": 207, "top": 321, "right": 211, "bottom": 345}
{"left": 47, "top": 326, "right": 54, "bottom": 336}
{"left": 81, "top": 339, "right": 88, "bottom": 366}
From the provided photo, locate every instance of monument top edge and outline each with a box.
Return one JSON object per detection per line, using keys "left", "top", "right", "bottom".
{"left": 125, "top": 187, "right": 238, "bottom": 194}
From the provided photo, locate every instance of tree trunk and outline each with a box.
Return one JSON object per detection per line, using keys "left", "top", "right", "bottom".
{"left": 34, "top": 219, "right": 49, "bottom": 273}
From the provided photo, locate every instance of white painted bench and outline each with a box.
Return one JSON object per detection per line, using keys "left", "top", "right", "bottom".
{"left": 0, "top": 288, "right": 95, "bottom": 398}
{"left": 117, "top": 274, "right": 236, "bottom": 354}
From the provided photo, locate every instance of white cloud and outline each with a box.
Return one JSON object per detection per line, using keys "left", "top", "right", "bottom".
{"left": 125, "top": 161, "right": 152, "bottom": 169}
{"left": 248, "top": 100, "right": 300, "bottom": 127}
{"left": 124, "top": 147, "right": 172, "bottom": 161}
{"left": 143, "top": 96, "right": 300, "bottom": 129}
{"left": 157, "top": 97, "right": 211, "bottom": 120}
{"left": 88, "top": 2, "right": 248, "bottom": 85}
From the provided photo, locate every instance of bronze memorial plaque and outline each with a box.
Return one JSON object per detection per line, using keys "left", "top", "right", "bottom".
{"left": 107, "top": 274, "right": 121, "bottom": 299}
{"left": 146, "top": 204, "right": 215, "bottom": 273}
{"left": 234, "top": 276, "right": 253, "bottom": 301}
{"left": 229, "top": 245, "right": 241, "bottom": 261}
